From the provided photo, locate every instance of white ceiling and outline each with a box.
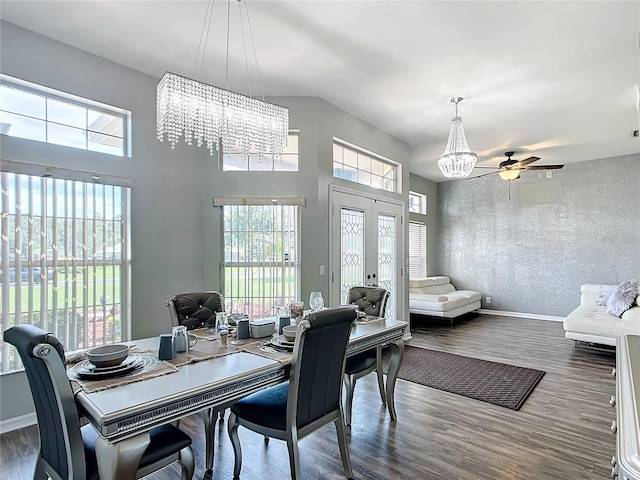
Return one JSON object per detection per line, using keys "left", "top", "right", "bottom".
{"left": 1, "top": 0, "right": 639, "bottom": 182}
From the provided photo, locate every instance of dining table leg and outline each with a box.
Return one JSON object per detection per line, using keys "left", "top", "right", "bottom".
{"left": 385, "top": 338, "right": 404, "bottom": 420}
{"left": 95, "top": 432, "right": 150, "bottom": 480}
{"left": 203, "top": 407, "right": 220, "bottom": 471}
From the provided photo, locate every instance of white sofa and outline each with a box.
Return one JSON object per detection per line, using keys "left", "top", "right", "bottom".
{"left": 409, "top": 276, "right": 481, "bottom": 322}
{"left": 563, "top": 283, "right": 640, "bottom": 346}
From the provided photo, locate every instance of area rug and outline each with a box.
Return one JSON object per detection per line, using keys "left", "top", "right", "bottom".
{"left": 382, "top": 346, "right": 545, "bottom": 410}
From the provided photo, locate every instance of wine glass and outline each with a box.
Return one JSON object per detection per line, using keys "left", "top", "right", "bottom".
{"left": 309, "top": 292, "right": 324, "bottom": 312}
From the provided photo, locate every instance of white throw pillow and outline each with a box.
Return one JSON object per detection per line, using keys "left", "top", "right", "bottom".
{"left": 595, "top": 285, "right": 616, "bottom": 306}
{"left": 606, "top": 279, "right": 639, "bottom": 317}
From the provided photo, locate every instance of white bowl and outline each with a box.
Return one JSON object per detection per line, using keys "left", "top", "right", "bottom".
{"left": 87, "top": 344, "right": 130, "bottom": 368}
{"left": 282, "top": 325, "right": 298, "bottom": 342}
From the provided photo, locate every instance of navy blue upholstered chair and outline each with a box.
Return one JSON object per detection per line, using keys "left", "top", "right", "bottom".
{"left": 343, "top": 286, "right": 390, "bottom": 426}
{"left": 4, "top": 324, "right": 195, "bottom": 480}
{"left": 227, "top": 306, "right": 358, "bottom": 480}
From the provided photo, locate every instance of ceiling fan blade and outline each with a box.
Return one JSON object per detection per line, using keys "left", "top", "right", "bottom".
{"left": 469, "top": 170, "right": 500, "bottom": 179}
{"left": 514, "top": 156, "right": 540, "bottom": 168}
{"left": 473, "top": 166, "right": 498, "bottom": 169}
{"left": 522, "top": 164, "right": 564, "bottom": 170}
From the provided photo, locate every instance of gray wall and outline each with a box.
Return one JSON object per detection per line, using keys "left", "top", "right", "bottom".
{"left": 0, "top": 21, "right": 410, "bottom": 423}
{"left": 437, "top": 154, "right": 640, "bottom": 317}
{"left": 408, "top": 173, "right": 438, "bottom": 276}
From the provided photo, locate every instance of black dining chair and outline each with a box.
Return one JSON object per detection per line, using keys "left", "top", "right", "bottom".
{"left": 3, "top": 324, "right": 195, "bottom": 480}
{"left": 227, "top": 306, "right": 358, "bottom": 480}
{"left": 166, "top": 290, "right": 225, "bottom": 472}
{"left": 166, "top": 291, "right": 224, "bottom": 330}
{"left": 343, "top": 285, "right": 390, "bottom": 426}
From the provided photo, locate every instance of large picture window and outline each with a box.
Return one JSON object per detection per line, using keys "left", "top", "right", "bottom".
{"left": 1, "top": 170, "right": 131, "bottom": 372}
{"left": 220, "top": 202, "right": 301, "bottom": 318}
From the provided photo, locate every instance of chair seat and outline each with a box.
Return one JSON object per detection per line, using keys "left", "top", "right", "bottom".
{"left": 345, "top": 350, "right": 377, "bottom": 375}
{"left": 82, "top": 423, "right": 192, "bottom": 479}
{"left": 230, "top": 381, "right": 290, "bottom": 430}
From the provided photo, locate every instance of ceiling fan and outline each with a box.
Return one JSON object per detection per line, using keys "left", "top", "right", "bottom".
{"left": 473, "top": 151, "right": 564, "bottom": 181}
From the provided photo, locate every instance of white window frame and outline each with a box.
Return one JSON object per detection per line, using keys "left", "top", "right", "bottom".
{"left": 409, "top": 221, "right": 427, "bottom": 279}
{"left": 409, "top": 191, "right": 427, "bottom": 215}
{"left": 0, "top": 73, "right": 131, "bottom": 157}
{"left": 332, "top": 138, "right": 401, "bottom": 193}
{"left": 1, "top": 163, "right": 132, "bottom": 373}
{"left": 222, "top": 131, "right": 300, "bottom": 172}
{"left": 215, "top": 198, "right": 303, "bottom": 319}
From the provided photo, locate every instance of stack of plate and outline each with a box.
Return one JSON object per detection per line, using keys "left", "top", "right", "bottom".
{"left": 269, "top": 335, "right": 295, "bottom": 350}
{"left": 71, "top": 355, "right": 141, "bottom": 379}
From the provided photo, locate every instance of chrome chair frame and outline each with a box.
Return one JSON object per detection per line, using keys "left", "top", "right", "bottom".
{"left": 4, "top": 324, "right": 194, "bottom": 480}
{"left": 227, "top": 307, "right": 357, "bottom": 480}
{"left": 343, "top": 286, "right": 390, "bottom": 426}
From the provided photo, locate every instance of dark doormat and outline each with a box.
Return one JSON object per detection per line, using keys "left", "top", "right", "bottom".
{"left": 382, "top": 345, "right": 545, "bottom": 410}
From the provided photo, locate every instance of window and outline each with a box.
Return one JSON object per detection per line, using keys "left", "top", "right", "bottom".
{"left": 332, "top": 139, "right": 400, "bottom": 193}
{"left": 1, "top": 170, "right": 131, "bottom": 372}
{"left": 222, "top": 131, "right": 299, "bottom": 171}
{"left": 220, "top": 202, "right": 301, "bottom": 318}
{"left": 409, "top": 221, "right": 427, "bottom": 278}
{"left": 0, "top": 74, "right": 129, "bottom": 157}
{"left": 409, "top": 191, "right": 427, "bottom": 215}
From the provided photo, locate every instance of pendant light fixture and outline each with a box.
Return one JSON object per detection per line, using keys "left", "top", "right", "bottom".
{"left": 156, "top": 0, "right": 289, "bottom": 160}
{"left": 437, "top": 97, "right": 477, "bottom": 178}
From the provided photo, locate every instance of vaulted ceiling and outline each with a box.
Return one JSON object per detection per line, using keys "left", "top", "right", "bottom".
{"left": 1, "top": 1, "right": 638, "bottom": 182}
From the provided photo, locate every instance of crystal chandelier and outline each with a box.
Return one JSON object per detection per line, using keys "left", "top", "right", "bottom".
{"left": 156, "top": 1, "right": 289, "bottom": 160}
{"left": 437, "top": 97, "right": 477, "bottom": 178}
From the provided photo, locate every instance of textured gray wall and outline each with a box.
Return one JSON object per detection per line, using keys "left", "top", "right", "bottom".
{"left": 437, "top": 154, "right": 640, "bottom": 317}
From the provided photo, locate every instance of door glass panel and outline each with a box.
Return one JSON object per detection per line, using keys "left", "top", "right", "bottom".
{"left": 377, "top": 214, "right": 397, "bottom": 319}
{"left": 340, "top": 208, "right": 364, "bottom": 304}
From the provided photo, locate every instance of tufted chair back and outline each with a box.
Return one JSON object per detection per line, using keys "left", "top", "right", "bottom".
{"left": 347, "top": 286, "right": 390, "bottom": 317}
{"left": 166, "top": 291, "right": 224, "bottom": 330}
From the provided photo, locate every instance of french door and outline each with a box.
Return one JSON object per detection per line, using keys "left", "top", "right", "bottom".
{"left": 329, "top": 188, "right": 404, "bottom": 320}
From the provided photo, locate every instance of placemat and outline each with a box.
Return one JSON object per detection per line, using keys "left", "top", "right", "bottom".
{"left": 69, "top": 351, "right": 178, "bottom": 394}
{"left": 239, "top": 337, "right": 293, "bottom": 362}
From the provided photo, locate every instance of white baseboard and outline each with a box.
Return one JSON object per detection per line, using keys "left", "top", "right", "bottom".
{"left": 0, "top": 412, "right": 36, "bottom": 434}
{"left": 478, "top": 309, "right": 564, "bottom": 322}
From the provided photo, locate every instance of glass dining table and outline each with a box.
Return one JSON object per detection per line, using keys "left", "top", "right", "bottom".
{"left": 72, "top": 317, "right": 408, "bottom": 480}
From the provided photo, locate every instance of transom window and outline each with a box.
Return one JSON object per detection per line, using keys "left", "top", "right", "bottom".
{"left": 333, "top": 139, "right": 400, "bottom": 193}
{"left": 409, "top": 191, "right": 427, "bottom": 215}
{"left": 222, "top": 132, "right": 299, "bottom": 171}
{"left": 0, "top": 74, "right": 129, "bottom": 157}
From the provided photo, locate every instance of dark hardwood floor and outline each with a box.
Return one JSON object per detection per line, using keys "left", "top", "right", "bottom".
{"left": 1, "top": 315, "right": 617, "bottom": 479}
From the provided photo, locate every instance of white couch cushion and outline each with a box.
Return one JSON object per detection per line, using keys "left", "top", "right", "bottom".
{"left": 409, "top": 292, "right": 470, "bottom": 312}
{"left": 409, "top": 277, "right": 450, "bottom": 289}
{"left": 563, "top": 304, "right": 640, "bottom": 338}
{"left": 452, "top": 290, "right": 482, "bottom": 303}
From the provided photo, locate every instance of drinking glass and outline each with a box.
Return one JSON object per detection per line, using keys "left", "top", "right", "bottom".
{"left": 309, "top": 292, "right": 324, "bottom": 312}
{"left": 215, "top": 312, "right": 229, "bottom": 338}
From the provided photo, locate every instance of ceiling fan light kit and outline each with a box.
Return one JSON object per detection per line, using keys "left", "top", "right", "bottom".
{"left": 498, "top": 169, "right": 521, "bottom": 181}
{"left": 437, "top": 97, "right": 478, "bottom": 179}
{"left": 473, "top": 151, "right": 565, "bottom": 181}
